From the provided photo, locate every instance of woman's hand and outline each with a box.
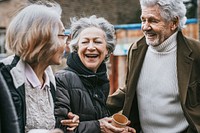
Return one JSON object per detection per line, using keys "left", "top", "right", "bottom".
{"left": 98, "top": 117, "right": 124, "bottom": 133}
{"left": 60, "top": 112, "right": 80, "bottom": 131}
{"left": 98, "top": 117, "right": 136, "bottom": 133}
{"left": 122, "top": 120, "right": 136, "bottom": 133}
{"left": 122, "top": 126, "right": 136, "bottom": 133}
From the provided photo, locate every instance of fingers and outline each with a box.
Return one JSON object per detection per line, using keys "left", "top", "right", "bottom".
{"left": 61, "top": 112, "right": 80, "bottom": 132}
{"left": 123, "top": 126, "right": 136, "bottom": 133}
{"left": 100, "top": 125, "right": 124, "bottom": 133}
{"left": 106, "top": 117, "right": 113, "bottom": 123}
{"left": 127, "top": 120, "right": 131, "bottom": 126}
{"left": 99, "top": 117, "right": 125, "bottom": 133}
{"left": 68, "top": 112, "right": 80, "bottom": 123}
{"left": 99, "top": 117, "right": 113, "bottom": 123}
{"left": 72, "top": 115, "right": 79, "bottom": 123}
{"left": 108, "top": 124, "right": 124, "bottom": 133}
{"left": 61, "top": 120, "right": 79, "bottom": 126}
{"left": 61, "top": 119, "right": 79, "bottom": 132}
{"left": 67, "top": 112, "right": 74, "bottom": 118}
{"left": 66, "top": 126, "right": 76, "bottom": 131}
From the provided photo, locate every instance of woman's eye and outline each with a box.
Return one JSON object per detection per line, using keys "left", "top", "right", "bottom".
{"left": 95, "top": 41, "right": 102, "bottom": 44}
{"left": 82, "top": 41, "right": 88, "bottom": 44}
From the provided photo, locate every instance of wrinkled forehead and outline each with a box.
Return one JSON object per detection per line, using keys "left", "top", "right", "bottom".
{"left": 141, "top": 5, "right": 162, "bottom": 18}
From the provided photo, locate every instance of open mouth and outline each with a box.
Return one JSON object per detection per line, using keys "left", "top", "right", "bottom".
{"left": 85, "top": 54, "right": 99, "bottom": 58}
{"left": 146, "top": 32, "right": 156, "bottom": 37}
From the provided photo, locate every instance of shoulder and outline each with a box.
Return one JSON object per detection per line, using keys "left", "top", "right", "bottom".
{"left": 184, "top": 36, "right": 200, "bottom": 53}
{"left": 129, "top": 36, "right": 146, "bottom": 50}
{"left": 55, "top": 68, "right": 79, "bottom": 81}
{"left": 0, "top": 55, "right": 15, "bottom": 65}
{"left": 185, "top": 37, "right": 200, "bottom": 46}
{"left": 55, "top": 68, "right": 83, "bottom": 89}
{"left": 0, "top": 55, "right": 26, "bottom": 88}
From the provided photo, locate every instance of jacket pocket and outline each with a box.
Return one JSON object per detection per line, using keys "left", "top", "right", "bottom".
{"left": 188, "top": 80, "right": 200, "bottom": 107}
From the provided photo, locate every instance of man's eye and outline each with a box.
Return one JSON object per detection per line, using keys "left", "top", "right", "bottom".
{"left": 150, "top": 19, "right": 159, "bottom": 23}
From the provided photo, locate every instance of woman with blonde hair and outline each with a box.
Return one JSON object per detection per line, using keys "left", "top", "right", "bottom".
{"left": 0, "top": 1, "right": 79, "bottom": 133}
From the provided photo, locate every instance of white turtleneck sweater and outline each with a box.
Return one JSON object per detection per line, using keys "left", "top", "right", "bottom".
{"left": 136, "top": 32, "right": 188, "bottom": 133}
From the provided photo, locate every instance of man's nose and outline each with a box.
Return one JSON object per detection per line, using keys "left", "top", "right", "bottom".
{"left": 142, "top": 22, "right": 151, "bottom": 30}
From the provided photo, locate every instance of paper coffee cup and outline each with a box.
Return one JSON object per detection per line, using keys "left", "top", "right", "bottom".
{"left": 111, "top": 113, "right": 128, "bottom": 128}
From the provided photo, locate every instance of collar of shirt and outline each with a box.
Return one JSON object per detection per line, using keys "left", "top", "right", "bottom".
{"left": 25, "top": 63, "right": 50, "bottom": 90}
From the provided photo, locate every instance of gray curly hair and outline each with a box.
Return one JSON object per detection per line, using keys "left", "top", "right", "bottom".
{"left": 69, "top": 15, "right": 116, "bottom": 61}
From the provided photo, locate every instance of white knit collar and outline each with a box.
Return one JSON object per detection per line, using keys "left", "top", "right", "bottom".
{"left": 150, "top": 31, "right": 178, "bottom": 52}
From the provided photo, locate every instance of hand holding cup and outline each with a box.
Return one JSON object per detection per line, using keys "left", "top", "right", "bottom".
{"left": 111, "top": 113, "right": 129, "bottom": 128}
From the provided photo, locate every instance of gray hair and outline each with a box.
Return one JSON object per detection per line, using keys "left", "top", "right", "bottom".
{"left": 69, "top": 15, "right": 116, "bottom": 61}
{"left": 140, "top": 0, "right": 187, "bottom": 30}
{"left": 6, "top": 1, "right": 63, "bottom": 63}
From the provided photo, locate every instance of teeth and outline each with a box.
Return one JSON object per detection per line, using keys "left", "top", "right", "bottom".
{"left": 86, "top": 54, "right": 98, "bottom": 58}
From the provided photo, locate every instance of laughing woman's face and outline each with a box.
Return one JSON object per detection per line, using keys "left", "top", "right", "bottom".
{"left": 77, "top": 27, "right": 108, "bottom": 73}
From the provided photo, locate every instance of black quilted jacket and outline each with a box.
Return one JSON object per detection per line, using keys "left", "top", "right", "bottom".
{"left": 54, "top": 52, "right": 110, "bottom": 133}
{"left": 0, "top": 55, "right": 56, "bottom": 133}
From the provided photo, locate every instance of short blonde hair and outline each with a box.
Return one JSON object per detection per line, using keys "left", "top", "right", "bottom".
{"left": 6, "top": 1, "right": 63, "bottom": 64}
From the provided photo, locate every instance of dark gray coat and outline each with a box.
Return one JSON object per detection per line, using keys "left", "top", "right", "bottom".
{"left": 54, "top": 53, "right": 110, "bottom": 133}
{"left": 0, "top": 55, "right": 56, "bottom": 133}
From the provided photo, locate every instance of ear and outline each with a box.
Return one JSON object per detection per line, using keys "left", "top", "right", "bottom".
{"left": 104, "top": 49, "right": 110, "bottom": 60}
{"left": 171, "top": 17, "right": 179, "bottom": 31}
{"left": 74, "top": 45, "right": 79, "bottom": 51}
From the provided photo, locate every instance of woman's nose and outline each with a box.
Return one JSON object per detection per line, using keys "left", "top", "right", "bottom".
{"left": 87, "top": 42, "right": 96, "bottom": 50}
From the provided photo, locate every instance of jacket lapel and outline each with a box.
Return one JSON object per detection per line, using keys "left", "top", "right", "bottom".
{"left": 177, "top": 32, "right": 193, "bottom": 104}
{"left": 127, "top": 37, "right": 148, "bottom": 95}
{"left": 124, "top": 37, "right": 148, "bottom": 115}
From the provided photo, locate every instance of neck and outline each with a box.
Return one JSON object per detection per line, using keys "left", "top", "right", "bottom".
{"left": 28, "top": 63, "right": 48, "bottom": 85}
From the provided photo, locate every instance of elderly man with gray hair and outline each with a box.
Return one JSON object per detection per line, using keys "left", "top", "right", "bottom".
{"left": 107, "top": 0, "right": 200, "bottom": 133}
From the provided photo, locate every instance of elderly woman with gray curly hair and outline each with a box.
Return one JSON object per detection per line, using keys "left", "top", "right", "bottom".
{"left": 54, "top": 15, "right": 136, "bottom": 133}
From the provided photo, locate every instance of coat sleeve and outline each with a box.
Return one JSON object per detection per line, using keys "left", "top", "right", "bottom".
{"left": 106, "top": 42, "right": 135, "bottom": 115}
{"left": 73, "top": 120, "right": 101, "bottom": 133}
{"left": 54, "top": 71, "right": 101, "bottom": 133}
{"left": 106, "top": 86, "right": 126, "bottom": 115}
{"left": 0, "top": 71, "right": 20, "bottom": 133}
{"left": 54, "top": 71, "right": 72, "bottom": 132}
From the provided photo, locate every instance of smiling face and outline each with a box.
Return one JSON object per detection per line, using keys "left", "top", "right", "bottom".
{"left": 77, "top": 27, "right": 108, "bottom": 72}
{"left": 140, "top": 5, "right": 177, "bottom": 46}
